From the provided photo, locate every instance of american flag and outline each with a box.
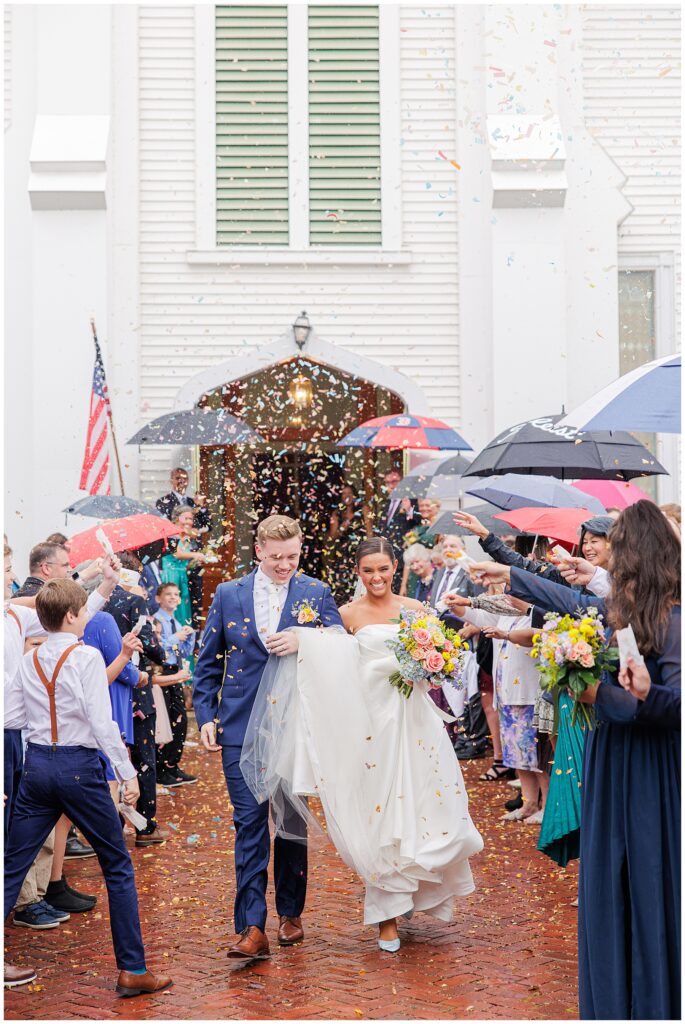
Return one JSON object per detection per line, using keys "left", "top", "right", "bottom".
{"left": 79, "top": 334, "right": 111, "bottom": 495}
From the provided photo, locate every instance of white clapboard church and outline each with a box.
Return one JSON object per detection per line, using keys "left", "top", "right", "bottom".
{"left": 4, "top": 4, "right": 681, "bottom": 578}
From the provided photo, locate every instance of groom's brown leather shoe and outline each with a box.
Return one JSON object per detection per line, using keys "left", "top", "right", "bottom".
{"left": 116, "top": 969, "right": 173, "bottom": 997}
{"left": 227, "top": 926, "right": 271, "bottom": 960}
{"left": 278, "top": 915, "right": 304, "bottom": 946}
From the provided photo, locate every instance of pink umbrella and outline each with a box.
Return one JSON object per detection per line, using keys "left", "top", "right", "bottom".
{"left": 572, "top": 479, "right": 654, "bottom": 511}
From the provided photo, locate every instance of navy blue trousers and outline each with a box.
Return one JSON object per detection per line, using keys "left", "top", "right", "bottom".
{"left": 4, "top": 744, "right": 146, "bottom": 971}
{"left": 4, "top": 729, "right": 23, "bottom": 850}
{"left": 222, "top": 745, "right": 307, "bottom": 933}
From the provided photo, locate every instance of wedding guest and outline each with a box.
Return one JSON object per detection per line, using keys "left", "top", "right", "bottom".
{"left": 154, "top": 583, "right": 196, "bottom": 788}
{"left": 376, "top": 469, "right": 420, "bottom": 587}
{"left": 46, "top": 532, "right": 71, "bottom": 554}
{"left": 161, "top": 507, "right": 208, "bottom": 630}
{"left": 403, "top": 544, "right": 434, "bottom": 601}
{"left": 14, "top": 543, "right": 72, "bottom": 596}
{"left": 104, "top": 557, "right": 168, "bottom": 845}
{"left": 400, "top": 499, "right": 441, "bottom": 596}
{"left": 477, "top": 502, "right": 681, "bottom": 1020}
{"left": 4, "top": 579, "right": 172, "bottom": 996}
{"left": 431, "top": 535, "right": 482, "bottom": 607}
{"left": 138, "top": 557, "right": 162, "bottom": 614}
{"left": 446, "top": 591, "right": 543, "bottom": 822}
{"left": 660, "top": 502, "right": 681, "bottom": 539}
{"left": 156, "top": 467, "right": 210, "bottom": 535}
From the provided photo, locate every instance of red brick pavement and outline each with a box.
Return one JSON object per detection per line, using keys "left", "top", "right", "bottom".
{"left": 5, "top": 724, "right": 579, "bottom": 1020}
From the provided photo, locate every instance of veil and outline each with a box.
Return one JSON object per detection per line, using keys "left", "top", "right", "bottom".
{"left": 239, "top": 626, "right": 386, "bottom": 883}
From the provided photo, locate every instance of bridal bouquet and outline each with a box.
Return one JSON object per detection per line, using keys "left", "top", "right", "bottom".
{"left": 530, "top": 608, "right": 618, "bottom": 729}
{"left": 386, "top": 608, "right": 466, "bottom": 699}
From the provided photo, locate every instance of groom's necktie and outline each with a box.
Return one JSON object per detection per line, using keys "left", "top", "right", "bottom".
{"left": 267, "top": 581, "right": 285, "bottom": 635}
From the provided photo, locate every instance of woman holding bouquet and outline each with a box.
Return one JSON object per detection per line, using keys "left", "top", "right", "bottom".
{"left": 161, "top": 507, "right": 209, "bottom": 630}
{"left": 241, "top": 537, "right": 483, "bottom": 953}
{"left": 471, "top": 502, "right": 680, "bottom": 1021}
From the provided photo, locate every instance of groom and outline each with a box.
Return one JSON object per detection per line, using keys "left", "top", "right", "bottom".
{"left": 192, "top": 514, "right": 342, "bottom": 960}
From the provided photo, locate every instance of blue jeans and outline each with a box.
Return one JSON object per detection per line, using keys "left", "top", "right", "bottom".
{"left": 4, "top": 743, "right": 146, "bottom": 971}
{"left": 221, "top": 745, "right": 307, "bottom": 932}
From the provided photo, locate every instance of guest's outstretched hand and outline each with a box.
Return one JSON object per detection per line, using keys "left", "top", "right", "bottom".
{"left": 557, "top": 555, "right": 596, "bottom": 587}
{"left": 618, "top": 657, "right": 652, "bottom": 700}
{"left": 452, "top": 511, "right": 488, "bottom": 540}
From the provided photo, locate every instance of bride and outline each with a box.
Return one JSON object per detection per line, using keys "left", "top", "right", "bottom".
{"left": 240, "top": 537, "right": 483, "bottom": 952}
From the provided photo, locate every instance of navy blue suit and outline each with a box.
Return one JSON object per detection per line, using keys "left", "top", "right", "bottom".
{"left": 192, "top": 569, "right": 342, "bottom": 932}
{"left": 509, "top": 568, "right": 681, "bottom": 1020}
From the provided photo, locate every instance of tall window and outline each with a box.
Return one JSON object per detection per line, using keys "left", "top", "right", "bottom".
{"left": 215, "top": 4, "right": 381, "bottom": 248}
{"left": 215, "top": 6, "right": 289, "bottom": 245}
{"left": 618, "top": 269, "right": 657, "bottom": 498}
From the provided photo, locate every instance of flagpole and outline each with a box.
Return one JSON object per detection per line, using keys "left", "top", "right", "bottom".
{"left": 91, "top": 318, "right": 126, "bottom": 496}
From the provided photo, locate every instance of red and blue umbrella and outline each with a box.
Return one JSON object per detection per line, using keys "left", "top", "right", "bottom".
{"left": 337, "top": 414, "right": 472, "bottom": 451}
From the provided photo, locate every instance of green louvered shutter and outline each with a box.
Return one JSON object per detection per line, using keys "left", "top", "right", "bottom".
{"left": 215, "top": 6, "right": 289, "bottom": 245}
{"left": 308, "top": 6, "right": 381, "bottom": 246}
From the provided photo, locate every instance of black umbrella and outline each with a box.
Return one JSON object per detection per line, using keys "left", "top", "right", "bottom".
{"left": 426, "top": 503, "right": 523, "bottom": 540}
{"left": 393, "top": 454, "right": 474, "bottom": 499}
{"left": 63, "top": 495, "right": 164, "bottom": 519}
{"left": 462, "top": 416, "right": 667, "bottom": 481}
{"left": 128, "top": 408, "right": 264, "bottom": 446}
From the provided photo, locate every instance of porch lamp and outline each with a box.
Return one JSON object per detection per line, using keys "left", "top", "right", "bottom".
{"left": 288, "top": 374, "right": 314, "bottom": 410}
{"left": 292, "top": 310, "right": 311, "bottom": 349}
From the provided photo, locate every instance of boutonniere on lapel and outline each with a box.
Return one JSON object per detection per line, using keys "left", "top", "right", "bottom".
{"left": 291, "top": 600, "right": 320, "bottom": 626}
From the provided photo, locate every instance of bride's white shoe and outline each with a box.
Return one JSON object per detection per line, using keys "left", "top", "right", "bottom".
{"left": 378, "top": 937, "right": 401, "bottom": 953}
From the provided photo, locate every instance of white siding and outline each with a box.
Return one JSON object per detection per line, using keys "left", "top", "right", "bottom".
{"left": 136, "top": 5, "right": 460, "bottom": 501}
{"left": 582, "top": 5, "right": 681, "bottom": 330}
{"left": 4, "top": 6, "right": 11, "bottom": 133}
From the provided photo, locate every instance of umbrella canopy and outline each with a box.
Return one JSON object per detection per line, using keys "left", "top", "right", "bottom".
{"left": 128, "top": 408, "right": 264, "bottom": 446}
{"left": 462, "top": 415, "right": 667, "bottom": 480}
{"left": 426, "top": 503, "right": 523, "bottom": 540}
{"left": 558, "top": 354, "right": 681, "bottom": 434}
{"left": 493, "top": 507, "right": 595, "bottom": 548}
{"left": 392, "top": 454, "right": 474, "bottom": 499}
{"left": 466, "top": 473, "right": 605, "bottom": 514}
{"left": 68, "top": 514, "right": 179, "bottom": 567}
{"left": 338, "top": 414, "right": 472, "bottom": 451}
{"left": 571, "top": 479, "right": 654, "bottom": 511}
{"left": 63, "top": 495, "right": 163, "bottom": 520}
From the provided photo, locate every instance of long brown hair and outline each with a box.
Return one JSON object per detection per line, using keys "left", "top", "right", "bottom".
{"left": 606, "top": 500, "right": 680, "bottom": 655}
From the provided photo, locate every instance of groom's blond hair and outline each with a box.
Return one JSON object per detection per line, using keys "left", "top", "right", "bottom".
{"left": 256, "top": 514, "right": 302, "bottom": 545}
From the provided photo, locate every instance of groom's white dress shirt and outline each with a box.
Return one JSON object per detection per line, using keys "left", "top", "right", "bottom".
{"left": 254, "top": 566, "right": 288, "bottom": 639}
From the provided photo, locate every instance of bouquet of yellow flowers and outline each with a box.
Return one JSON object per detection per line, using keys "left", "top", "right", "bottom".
{"left": 530, "top": 608, "right": 618, "bottom": 729}
{"left": 386, "top": 607, "right": 467, "bottom": 699}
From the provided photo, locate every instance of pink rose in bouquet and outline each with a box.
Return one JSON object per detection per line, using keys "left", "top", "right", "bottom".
{"left": 424, "top": 650, "right": 446, "bottom": 674}
{"left": 413, "top": 627, "right": 432, "bottom": 646}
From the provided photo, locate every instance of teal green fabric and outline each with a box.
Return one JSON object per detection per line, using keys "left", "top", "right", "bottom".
{"left": 537, "top": 694, "right": 585, "bottom": 867}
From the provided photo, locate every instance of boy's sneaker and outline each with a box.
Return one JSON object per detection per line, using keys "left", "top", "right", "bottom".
{"left": 13, "top": 900, "right": 68, "bottom": 929}
{"left": 171, "top": 767, "right": 198, "bottom": 785}
{"left": 157, "top": 770, "right": 183, "bottom": 788}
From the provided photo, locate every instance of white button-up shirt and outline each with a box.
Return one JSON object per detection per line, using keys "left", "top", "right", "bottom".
{"left": 253, "top": 567, "right": 288, "bottom": 640}
{"left": 8, "top": 630, "right": 136, "bottom": 782}
{"left": 4, "top": 592, "right": 105, "bottom": 711}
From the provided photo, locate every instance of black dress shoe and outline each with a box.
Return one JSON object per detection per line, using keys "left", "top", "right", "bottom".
{"left": 505, "top": 793, "right": 524, "bottom": 812}
{"left": 64, "top": 835, "right": 96, "bottom": 859}
{"left": 44, "top": 880, "right": 95, "bottom": 914}
{"left": 61, "top": 875, "right": 96, "bottom": 904}
{"left": 171, "top": 767, "right": 198, "bottom": 785}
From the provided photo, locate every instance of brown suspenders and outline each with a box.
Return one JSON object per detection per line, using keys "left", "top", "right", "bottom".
{"left": 7, "top": 608, "right": 21, "bottom": 630}
{"left": 32, "top": 644, "right": 81, "bottom": 749}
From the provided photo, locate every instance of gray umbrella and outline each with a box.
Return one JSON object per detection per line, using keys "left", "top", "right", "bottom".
{"left": 393, "top": 454, "right": 474, "bottom": 499}
{"left": 426, "top": 502, "right": 523, "bottom": 539}
{"left": 465, "top": 473, "right": 606, "bottom": 514}
{"left": 128, "top": 408, "right": 264, "bottom": 446}
{"left": 63, "top": 495, "right": 164, "bottom": 519}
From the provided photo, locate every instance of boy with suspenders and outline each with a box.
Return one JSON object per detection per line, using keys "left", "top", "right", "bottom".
{"left": 4, "top": 578, "right": 172, "bottom": 997}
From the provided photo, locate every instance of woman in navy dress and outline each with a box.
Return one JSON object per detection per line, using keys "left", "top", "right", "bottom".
{"left": 476, "top": 501, "right": 680, "bottom": 1021}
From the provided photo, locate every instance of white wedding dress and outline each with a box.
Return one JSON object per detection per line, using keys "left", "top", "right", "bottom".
{"left": 240, "top": 625, "right": 483, "bottom": 925}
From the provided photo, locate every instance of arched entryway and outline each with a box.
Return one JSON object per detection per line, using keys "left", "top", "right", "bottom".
{"left": 174, "top": 325, "right": 431, "bottom": 601}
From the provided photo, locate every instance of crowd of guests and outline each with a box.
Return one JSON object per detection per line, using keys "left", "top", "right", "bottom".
{"left": 3, "top": 462, "right": 680, "bottom": 1018}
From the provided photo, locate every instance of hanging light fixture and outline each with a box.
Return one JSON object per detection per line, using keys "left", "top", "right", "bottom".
{"left": 288, "top": 373, "right": 314, "bottom": 410}
{"left": 292, "top": 310, "right": 311, "bottom": 350}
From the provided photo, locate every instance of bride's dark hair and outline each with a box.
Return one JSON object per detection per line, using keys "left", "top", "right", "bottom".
{"left": 355, "top": 537, "right": 395, "bottom": 565}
